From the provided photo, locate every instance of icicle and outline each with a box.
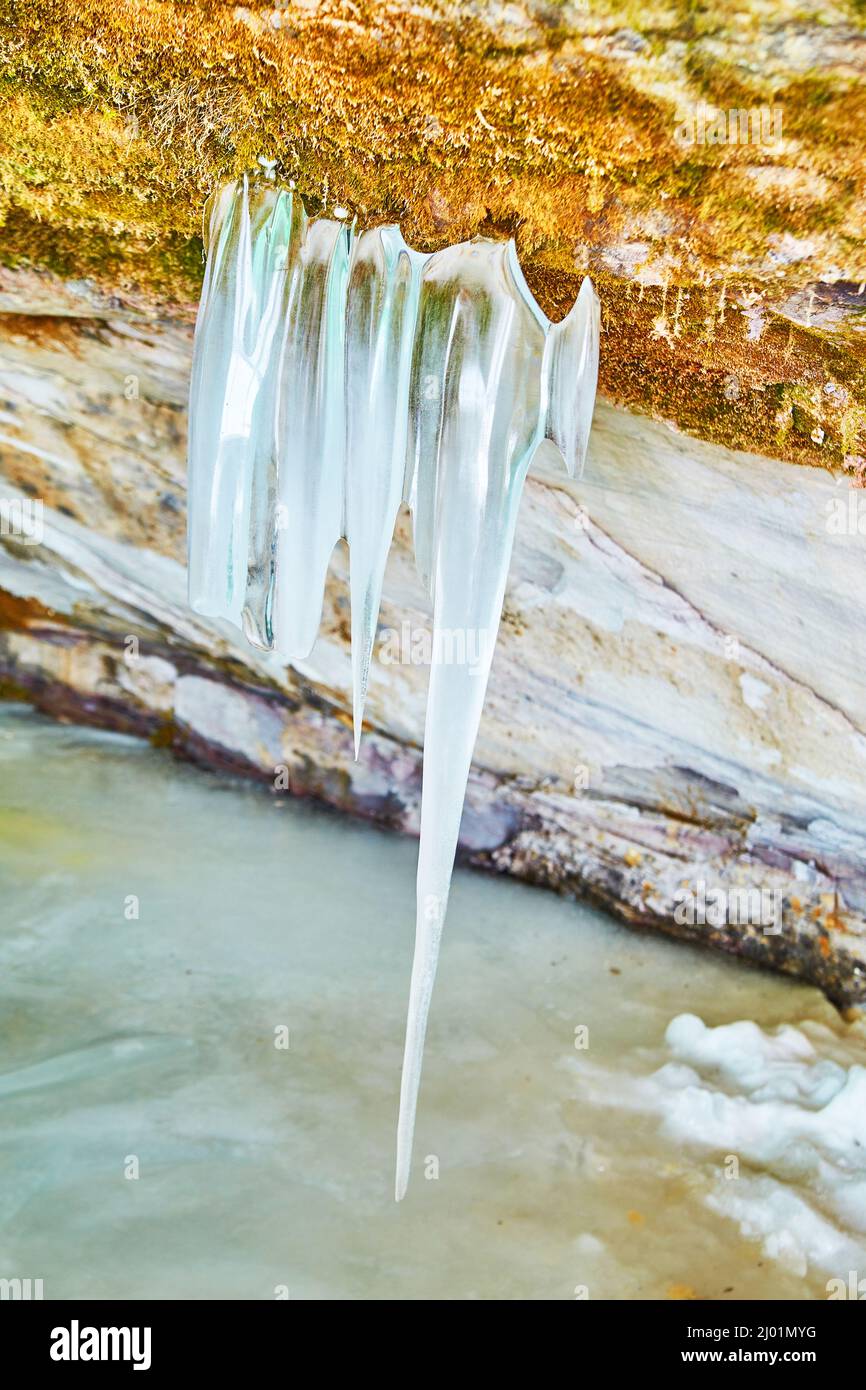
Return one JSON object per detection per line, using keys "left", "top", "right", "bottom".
{"left": 242, "top": 189, "right": 306, "bottom": 648}
{"left": 188, "top": 176, "right": 291, "bottom": 626}
{"left": 272, "top": 217, "right": 353, "bottom": 659}
{"left": 345, "top": 228, "right": 425, "bottom": 755}
{"left": 542, "top": 276, "right": 600, "bottom": 479}
{"left": 187, "top": 177, "right": 600, "bottom": 1200}
{"left": 395, "top": 239, "right": 554, "bottom": 1197}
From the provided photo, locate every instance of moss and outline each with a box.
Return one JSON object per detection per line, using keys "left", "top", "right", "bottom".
{"left": 1, "top": 0, "right": 862, "bottom": 290}
{"left": 596, "top": 275, "right": 866, "bottom": 468}
{"left": 0, "top": 206, "right": 203, "bottom": 307}
{"left": 0, "top": 0, "right": 863, "bottom": 464}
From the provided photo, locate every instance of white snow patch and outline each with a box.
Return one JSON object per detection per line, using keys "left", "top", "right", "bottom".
{"left": 570, "top": 1012, "right": 866, "bottom": 1281}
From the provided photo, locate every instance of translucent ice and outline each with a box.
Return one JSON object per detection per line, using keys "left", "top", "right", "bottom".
{"left": 187, "top": 174, "right": 600, "bottom": 1198}
{"left": 345, "top": 227, "right": 425, "bottom": 754}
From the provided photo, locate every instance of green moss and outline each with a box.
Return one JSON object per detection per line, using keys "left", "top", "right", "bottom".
{"left": 0, "top": 0, "right": 862, "bottom": 465}
{"left": 0, "top": 207, "right": 203, "bottom": 306}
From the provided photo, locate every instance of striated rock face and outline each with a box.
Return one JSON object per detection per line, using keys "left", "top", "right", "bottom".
{"left": 1, "top": 291, "right": 864, "bottom": 1006}
{"left": 2, "top": 1, "right": 864, "bottom": 1011}
{"left": 1, "top": 0, "right": 864, "bottom": 468}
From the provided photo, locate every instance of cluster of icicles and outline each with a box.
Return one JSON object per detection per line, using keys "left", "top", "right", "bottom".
{"left": 188, "top": 173, "right": 600, "bottom": 1199}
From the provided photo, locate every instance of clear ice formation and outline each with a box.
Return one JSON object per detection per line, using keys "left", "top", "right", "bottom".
{"left": 188, "top": 174, "right": 600, "bottom": 1199}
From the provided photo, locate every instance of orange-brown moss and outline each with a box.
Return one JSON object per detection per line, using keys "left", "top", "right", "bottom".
{"left": 0, "top": 0, "right": 864, "bottom": 464}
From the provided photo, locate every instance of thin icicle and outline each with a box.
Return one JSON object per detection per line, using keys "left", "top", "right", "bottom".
{"left": 242, "top": 189, "right": 306, "bottom": 648}
{"left": 187, "top": 176, "right": 600, "bottom": 1202}
{"left": 272, "top": 217, "right": 352, "bottom": 659}
{"left": 345, "top": 228, "right": 425, "bottom": 755}
{"left": 542, "top": 275, "right": 600, "bottom": 478}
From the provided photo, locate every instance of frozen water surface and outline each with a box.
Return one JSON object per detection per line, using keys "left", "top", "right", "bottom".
{"left": 1, "top": 706, "right": 861, "bottom": 1300}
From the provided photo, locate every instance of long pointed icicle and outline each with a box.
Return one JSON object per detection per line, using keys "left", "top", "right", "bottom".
{"left": 395, "top": 239, "right": 552, "bottom": 1198}
{"left": 187, "top": 176, "right": 600, "bottom": 1202}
